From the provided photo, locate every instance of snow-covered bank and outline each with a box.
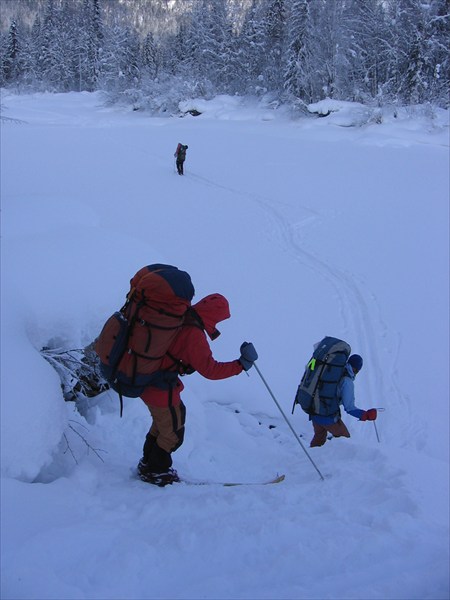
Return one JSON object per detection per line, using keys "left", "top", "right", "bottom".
{"left": 1, "top": 92, "right": 449, "bottom": 600}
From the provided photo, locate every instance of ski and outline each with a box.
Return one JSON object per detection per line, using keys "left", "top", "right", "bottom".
{"left": 181, "top": 474, "right": 285, "bottom": 487}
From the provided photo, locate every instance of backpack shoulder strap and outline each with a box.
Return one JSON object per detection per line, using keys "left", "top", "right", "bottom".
{"left": 183, "top": 307, "right": 204, "bottom": 330}
{"left": 163, "top": 308, "right": 204, "bottom": 375}
{"left": 165, "top": 351, "right": 196, "bottom": 376}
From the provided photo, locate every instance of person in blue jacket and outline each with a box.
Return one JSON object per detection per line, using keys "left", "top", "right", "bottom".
{"left": 310, "top": 354, "right": 378, "bottom": 447}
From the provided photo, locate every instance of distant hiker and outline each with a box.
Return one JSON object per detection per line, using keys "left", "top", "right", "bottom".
{"left": 174, "top": 142, "right": 188, "bottom": 175}
{"left": 137, "top": 293, "right": 258, "bottom": 486}
{"left": 309, "top": 354, "right": 377, "bottom": 447}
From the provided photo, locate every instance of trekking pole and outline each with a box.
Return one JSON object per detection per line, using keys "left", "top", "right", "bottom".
{"left": 373, "top": 408, "right": 385, "bottom": 443}
{"left": 253, "top": 363, "right": 325, "bottom": 482}
{"left": 373, "top": 422, "right": 380, "bottom": 443}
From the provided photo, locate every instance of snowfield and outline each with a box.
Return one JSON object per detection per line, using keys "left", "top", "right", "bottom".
{"left": 1, "top": 91, "right": 449, "bottom": 600}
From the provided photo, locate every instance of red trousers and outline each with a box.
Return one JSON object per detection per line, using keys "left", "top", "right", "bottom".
{"left": 310, "top": 419, "right": 350, "bottom": 447}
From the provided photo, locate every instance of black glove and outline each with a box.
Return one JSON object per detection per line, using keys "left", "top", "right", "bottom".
{"left": 239, "top": 342, "right": 258, "bottom": 371}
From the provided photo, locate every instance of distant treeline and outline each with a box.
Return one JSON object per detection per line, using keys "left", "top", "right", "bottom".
{"left": 1, "top": 0, "right": 448, "bottom": 111}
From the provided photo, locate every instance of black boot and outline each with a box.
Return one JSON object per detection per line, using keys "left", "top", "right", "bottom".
{"left": 138, "top": 439, "right": 178, "bottom": 486}
{"left": 138, "top": 433, "right": 156, "bottom": 472}
{"left": 139, "top": 468, "right": 180, "bottom": 487}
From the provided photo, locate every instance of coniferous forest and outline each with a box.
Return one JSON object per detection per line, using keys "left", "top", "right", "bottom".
{"left": 1, "top": 0, "right": 449, "bottom": 113}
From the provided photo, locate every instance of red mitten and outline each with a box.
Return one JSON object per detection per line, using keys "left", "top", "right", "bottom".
{"left": 361, "top": 409, "right": 377, "bottom": 421}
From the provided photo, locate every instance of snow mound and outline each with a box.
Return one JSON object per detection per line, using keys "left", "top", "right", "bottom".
{"left": 178, "top": 95, "right": 280, "bottom": 121}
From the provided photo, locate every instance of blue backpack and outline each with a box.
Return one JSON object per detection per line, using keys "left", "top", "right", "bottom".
{"left": 293, "top": 337, "right": 351, "bottom": 417}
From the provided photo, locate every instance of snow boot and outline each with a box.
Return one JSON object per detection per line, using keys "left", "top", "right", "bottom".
{"left": 138, "top": 466, "right": 180, "bottom": 487}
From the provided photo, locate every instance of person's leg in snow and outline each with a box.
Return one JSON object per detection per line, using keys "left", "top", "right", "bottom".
{"left": 138, "top": 402, "right": 186, "bottom": 486}
{"left": 310, "top": 422, "right": 328, "bottom": 447}
{"left": 310, "top": 419, "right": 350, "bottom": 447}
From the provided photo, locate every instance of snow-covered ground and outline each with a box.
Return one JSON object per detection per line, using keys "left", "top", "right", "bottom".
{"left": 1, "top": 91, "right": 448, "bottom": 600}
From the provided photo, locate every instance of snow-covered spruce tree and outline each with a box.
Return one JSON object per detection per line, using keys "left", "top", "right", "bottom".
{"left": 341, "top": 0, "right": 392, "bottom": 104}
{"left": 220, "top": 0, "right": 247, "bottom": 95}
{"left": 142, "top": 31, "right": 160, "bottom": 80}
{"left": 73, "top": 0, "right": 96, "bottom": 91}
{"left": 398, "top": 0, "right": 429, "bottom": 104}
{"left": 25, "top": 15, "right": 43, "bottom": 89}
{"left": 167, "top": 18, "right": 191, "bottom": 80}
{"left": 423, "top": 0, "right": 450, "bottom": 108}
{"left": 0, "top": 30, "right": 6, "bottom": 87}
{"left": 383, "top": 0, "right": 439, "bottom": 106}
{"left": 237, "top": 0, "right": 270, "bottom": 96}
{"left": 26, "top": 0, "right": 77, "bottom": 92}
{"left": 310, "top": 0, "right": 351, "bottom": 100}
{"left": 172, "top": 0, "right": 215, "bottom": 97}
{"left": 283, "top": 0, "right": 314, "bottom": 105}
{"left": 96, "top": 23, "right": 143, "bottom": 109}
{"left": 191, "top": 0, "right": 236, "bottom": 95}
{"left": 85, "top": 0, "right": 104, "bottom": 91}
{"left": 172, "top": 2, "right": 203, "bottom": 90}
{"left": 260, "top": 0, "right": 288, "bottom": 94}
{"left": 53, "top": 0, "right": 82, "bottom": 92}
{"left": 36, "top": 0, "right": 61, "bottom": 91}
{"left": 1, "top": 20, "right": 20, "bottom": 87}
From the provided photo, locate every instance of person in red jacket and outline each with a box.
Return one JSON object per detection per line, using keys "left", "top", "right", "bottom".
{"left": 138, "top": 293, "right": 258, "bottom": 486}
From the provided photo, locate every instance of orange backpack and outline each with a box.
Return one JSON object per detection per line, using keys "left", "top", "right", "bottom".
{"left": 94, "top": 264, "right": 194, "bottom": 413}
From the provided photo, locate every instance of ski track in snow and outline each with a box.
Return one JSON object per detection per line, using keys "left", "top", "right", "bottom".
{"left": 185, "top": 168, "right": 412, "bottom": 438}
{"left": 85, "top": 130, "right": 407, "bottom": 451}
{"left": 114, "top": 126, "right": 417, "bottom": 444}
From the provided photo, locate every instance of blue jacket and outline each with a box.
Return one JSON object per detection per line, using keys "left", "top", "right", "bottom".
{"left": 311, "top": 364, "right": 364, "bottom": 425}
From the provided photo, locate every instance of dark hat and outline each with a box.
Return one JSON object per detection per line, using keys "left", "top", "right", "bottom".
{"left": 348, "top": 354, "right": 363, "bottom": 372}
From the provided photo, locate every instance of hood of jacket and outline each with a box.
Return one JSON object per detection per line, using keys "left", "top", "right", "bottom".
{"left": 191, "top": 293, "right": 230, "bottom": 340}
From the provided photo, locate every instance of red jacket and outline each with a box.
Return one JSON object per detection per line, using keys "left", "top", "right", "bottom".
{"left": 140, "top": 294, "right": 243, "bottom": 407}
